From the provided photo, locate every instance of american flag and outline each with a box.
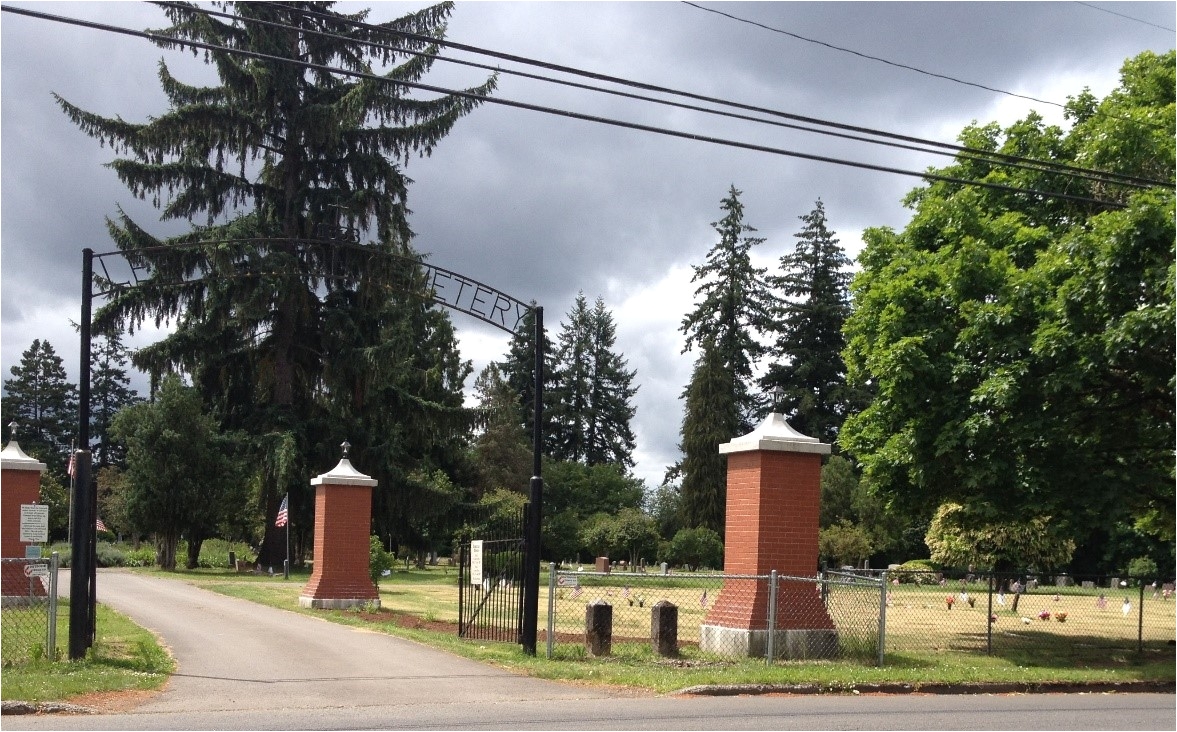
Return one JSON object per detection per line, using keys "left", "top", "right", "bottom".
{"left": 275, "top": 494, "right": 289, "bottom": 527}
{"left": 96, "top": 517, "right": 107, "bottom": 532}
{"left": 570, "top": 586, "right": 583, "bottom": 599}
{"left": 700, "top": 589, "right": 708, "bottom": 608}
{"left": 622, "top": 586, "right": 630, "bottom": 599}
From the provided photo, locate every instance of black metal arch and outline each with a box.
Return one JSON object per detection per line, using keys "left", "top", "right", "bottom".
{"left": 73, "top": 239, "right": 546, "bottom": 658}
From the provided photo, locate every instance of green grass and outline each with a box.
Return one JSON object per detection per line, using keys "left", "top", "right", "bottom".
{"left": 0, "top": 599, "right": 174, "bottom": 703}
{"left": 163, "top": 565, "right": 1174, "bottom": 693}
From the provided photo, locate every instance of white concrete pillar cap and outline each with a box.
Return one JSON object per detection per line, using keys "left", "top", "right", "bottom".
{"left": 311, "top": 458, "right": 377, "bottom": 487}
{"left": 0, "top": 441, "right": 48, "bottom": 472}
{"left": 718, "top": 413, "right": 831, "bottom": 455}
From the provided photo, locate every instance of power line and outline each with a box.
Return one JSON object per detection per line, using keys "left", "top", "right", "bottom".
{"left": 277, "top": 2, "right": 1167, "bottom": 190}
{"left": 1075, "top": 1, "right": 1176, "bottom": 33}
{"left": 0, "top": 4, "right": 1136, "bottom": 209}
{"left": 158, "top": 0, "right": 1158, "bottom": 193}
{"left": 681, "top": 1, "right": 1171, "bottom": 134}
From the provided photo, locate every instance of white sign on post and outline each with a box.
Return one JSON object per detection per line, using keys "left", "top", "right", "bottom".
{"left": 470, "top": 539, "right": 484, "bottom": 587}
{"left": 19, "top": 504, "right": 49, "bottom": 544}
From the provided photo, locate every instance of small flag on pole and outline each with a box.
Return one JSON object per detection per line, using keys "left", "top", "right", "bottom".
{"left": 275, "top": 494, "right": 289, "bottom": 527}
{"left": 96, "top": 517, "right": 107, "bottom": 532}
{"left": 700, "top": 589, "right": 708, "bottom": 608}
{"left": 570, "top": 586, "right": 583, "bottom": 599}
{"left": 622, "top": 586, "right": 630, "bottom": 599}
{"left": 67, "top": 452, "right": 76, "bottom": 478}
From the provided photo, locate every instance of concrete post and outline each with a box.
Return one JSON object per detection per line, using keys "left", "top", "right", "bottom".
{"left": 584, "top": 599, "right": 612, "bottom": 656}
{"left": 651, "top": 600, "right": 678, "bottom": 657}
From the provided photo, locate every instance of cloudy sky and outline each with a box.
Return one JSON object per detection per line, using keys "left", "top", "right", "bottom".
{"left": 2, "top": 1, "right": 1174, "bottom": 487}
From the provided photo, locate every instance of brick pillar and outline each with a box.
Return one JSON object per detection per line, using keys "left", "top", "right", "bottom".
{"left": 699, "top": 413, "right": 836, "bottom": 658}
{"left": 299, "top": 446, "right": 380, "bottom": 609}
{"left": 1, "top": 440, "right": 48, "bottom": 598}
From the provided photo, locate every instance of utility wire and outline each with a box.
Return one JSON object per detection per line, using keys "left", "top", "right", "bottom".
{"left": 279, "top": 2, "right": 1169, "bottom": 189}
{"left": 681, "top": 1, "right": 1171, "bottom": 134}
{"left": 167, "top": 1, "right": 1154, "bottom": 192}
{"left": 0, "top": 4, "right": 1134, "bottom": 209}
{"left": 1075, "top": 1, "right": 1175, "bottom": 33}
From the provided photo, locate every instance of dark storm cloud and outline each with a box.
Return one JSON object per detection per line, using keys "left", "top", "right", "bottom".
{"left": 3, "top": 1, "right": 1173, "bottom": 485}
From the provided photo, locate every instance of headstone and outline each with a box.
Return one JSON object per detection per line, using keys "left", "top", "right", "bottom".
{"left": 660, "top": 562, "right": 668, "bottom": 575}
{"left": 1081, "top": 581, "right": 1095, "bottom": 590}
{"left": 594, "top": 556, "right": 610, "bottom": 573}
{"left": 651, "top": 600, "right": 678, "bottom": 657}
{"left": 585, "top": 600, "right": 612, "bottom": 657}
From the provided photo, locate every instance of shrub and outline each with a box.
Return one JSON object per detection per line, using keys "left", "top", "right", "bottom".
{"left": 95, "top": 542, "right": 128, "bottom": 567}
{"left": 1127, "top": 556, "right": 1159, "bottom": 581}
{"left": 369, "top": 535, "right": 394, "bottom": 587}
{"left": 892, "top": 559, "right": 940, "bottom": 585}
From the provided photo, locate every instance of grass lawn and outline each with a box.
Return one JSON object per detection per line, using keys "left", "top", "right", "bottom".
{"left": 0, "top": 599, "right": 174, "bottom": 703}
{"left": 163, "top": 565, "right": 1175, "bottom": 694}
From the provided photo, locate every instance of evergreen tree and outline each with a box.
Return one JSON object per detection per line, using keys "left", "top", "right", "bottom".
{"left": 470, "top": 362, "right": 532, "bottom": 496}
{"left": 90, "top": 333, "right": 140, "bottom": 469}
{"left": 676, "top": 186, "right": 772, "bottom": 536}
{"left": 56, "top": 2, "right": 495, "bottom": 564}
{"left": 761, "top": 199, "right": 862, "bottom": 444}
{"left": 680, "top": 185, "right": 773, "bottom": 430}
{"left": 1, "top": 339, "right": 78, "bottom": 464}
{"left": 497, "top": 304, "right": 558, "bottom": 458}
{"left": 549, "top": 294, "right": 638, "bottom": 468}
{"left": 676, "top": 336, "right": 739, "bottom": 537}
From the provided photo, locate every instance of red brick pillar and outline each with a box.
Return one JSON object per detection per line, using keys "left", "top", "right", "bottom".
{"left": 1, "top": 439, "right": 48, "bottom": 598}
{"left": 299, "top": 445, "right": 380, "bottom": 609}
{"left": 700, "top": 413, "right": 836, "bottom": 658}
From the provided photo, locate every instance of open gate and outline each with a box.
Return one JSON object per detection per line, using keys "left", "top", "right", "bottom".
{"left": 457, "top": 504, "right": 527, "bottom": 641}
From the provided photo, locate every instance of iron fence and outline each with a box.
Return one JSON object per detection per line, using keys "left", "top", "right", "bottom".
{"left": 1, "top": 553, "right": 61, "bottom": 664}
{"left": 875, "top": 570, "right": 1175, "bottom": 660}
{"left": 546, "top": 567, "right": 884, "bottom": 664}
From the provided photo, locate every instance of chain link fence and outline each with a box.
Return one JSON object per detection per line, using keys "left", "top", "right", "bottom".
{"left": 545, "top": 567, "right": 884, "bottom": 664}
{"left": 1, "top": 554, "right": 62, "bottom": 664}
{"left": 876, "top": 570, "right": 1175, "bottom": 660}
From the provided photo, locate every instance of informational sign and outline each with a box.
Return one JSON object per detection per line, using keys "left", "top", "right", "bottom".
{"left": 19, "top": 504, "right": 49, "bottom": 544}
{"left": 23, "top": 563, "right": 49, "bottom": 578}
{"left": 556, "top": 574, "right": 580, "bottom": 588}
{"left": 470, "top": 540, "right": 484, "bottom": 587}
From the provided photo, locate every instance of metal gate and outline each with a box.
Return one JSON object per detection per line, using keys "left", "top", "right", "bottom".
{"left": 457, "top": 504, "right": 526, "bottom": 642}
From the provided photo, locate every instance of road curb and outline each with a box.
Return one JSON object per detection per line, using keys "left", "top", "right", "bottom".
{"left": 672, "top": 680, "right": 1176, "bottom": 696}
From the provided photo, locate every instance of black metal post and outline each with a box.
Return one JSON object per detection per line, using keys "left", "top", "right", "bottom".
{"left": 521, "top": 306, "right": 544, "bottom": 655}
{"left": 70, "top": 248, "right": 95, "bottom": 659}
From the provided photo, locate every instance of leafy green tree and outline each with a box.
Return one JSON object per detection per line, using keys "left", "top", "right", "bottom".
{"left": 549, "top": 293, "right": 637, "bottom": 468}
{"left": 923, "top": 502, "right": 1075, "bottom": 571}
{"left": 841, "top": 51, "right": 1174, "bottom": 553}
{"left": 110, "top": 374, "right": 247, "bottom": 570}
{"left": 762, "top": 200, "right": 863, "bottom": 444}
{"left": 580, "top": 508, "right": 659, "bottom": 566}
{"left": 643, "top": 481, "right": 683, "bottom": 542}
{"left": 819, "top": 520, "right": 873, "bottom": 568}
{"left": 91, "top": 333, "right": 140, "bottom": 469}
{"left": 543, "top": 460, "right": 644, "bottom": 519}
{"left": 57, "top": 2, "right": 495, "bottom": 566}
{"left": 664, "top": 526, "right": 724, "bottom": 570}
{"left": 2, "top": 339, "right": 77, "bottom": 464}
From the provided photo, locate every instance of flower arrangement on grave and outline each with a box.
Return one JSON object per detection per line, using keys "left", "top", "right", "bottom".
{"left": 1054, "top": 611, "right": 1067, "bottom": 622}
{"left": 1038, "top": 609, "right": 1051, "bottom": 621}
{"left": 945, "top": 595, "right": 955, "bottom": 610}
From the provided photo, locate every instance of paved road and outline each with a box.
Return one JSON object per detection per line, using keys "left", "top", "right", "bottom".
{"left": 7, "top": 570, "right": 1174, "bottom": 730}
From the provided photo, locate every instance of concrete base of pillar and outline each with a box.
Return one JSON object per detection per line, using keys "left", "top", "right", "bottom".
{"left": 700, "top": 624, "right": 839, "bottom": 660}
{"left": 298, "top": 596, "right": 380, "bottom": 610}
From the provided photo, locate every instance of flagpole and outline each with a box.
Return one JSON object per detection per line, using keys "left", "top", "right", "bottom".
{"left": 284, "top": 493, "right": 290, "bottom": 580}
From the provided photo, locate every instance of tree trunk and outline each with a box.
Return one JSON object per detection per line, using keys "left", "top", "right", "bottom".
{"left": 185, "top": 536, "right": 204, "bottom": 570}
{"left": 156, "top": 532, "right": 178, "bottom": 570}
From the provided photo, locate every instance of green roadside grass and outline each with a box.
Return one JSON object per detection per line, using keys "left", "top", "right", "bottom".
{"left": 169, "top": 565, "right": 1175, "bottom": 694}
{"left": 1, "top": 599, "right": 174, "bottom": 703}
{"left": 3, "top": 565, "right": 1171, "bottom": 705}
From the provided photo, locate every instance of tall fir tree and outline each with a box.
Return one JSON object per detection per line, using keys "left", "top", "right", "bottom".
{"left": 549, "top": 293, "right": 637, "bottom": 468}
{"left": 676, "top": 186, "right": 772, "bottom": 536}
{"left": 679, "top": 185, "right": 773, "bottom": 431}
{"left": 497, "top": 305, "right": 558, "bottom": 458}
{"left": 56, "top": 2, "right": 494, "bottom": 564}
{"left": 469, "top": 363, "right": 532, "bottom": 496}
{"left": 761, "top": 199, "right": 862, "bottom": 444}
{"left": 90, "top": 333, "right": 140, "bottom": 469}
{"left": 1, "top": 339, "right": 78, "bottom": 465}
